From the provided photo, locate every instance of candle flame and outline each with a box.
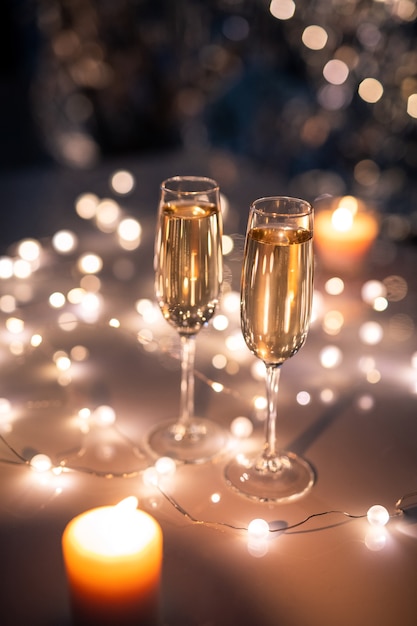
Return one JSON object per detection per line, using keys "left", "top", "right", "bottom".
{"left": 115, "top": 496, "right": 139, "bottom": 512}
{"left": 331, "top": 196, "right": 359, "bottom": 232}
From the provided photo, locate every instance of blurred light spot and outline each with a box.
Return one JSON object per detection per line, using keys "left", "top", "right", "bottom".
{"left": 212, "top": 353, "right": 227, "bottom": 369}
{"left": 222, "top": 15, "right": 249, "bottom": 41}
{"left": 222, "top": 290, "right": 240, "bottom": 314}
{"left": 117, "top": 218, "right": 142, "bottom": 250}
{"left": 210, "top": 492, "right": 221, "bottom": 504}
{"left": 71, "top": 345, "right": 89, "bottom": 361}
{"left": 373, "top": 297, "right": 388, "bottom": 312}
{"left": 31, "top": 334, "right": 43, "bottom": 347}
{"left": 75, "top": 193, "right": 99, "bottom": 219}
{"left": 323, "top": 310, "right": 344, "bottom": 335}
{"left": 302, "top": 25, "right": 328, "bottom": 50}
{"left": 367, "top": 369, "right": 381, "bottom": 384}
{"left": 52, "top": 230, "right": 77, "bottom": 254}
{"left": 317, "top": 84, "right": 351, "bottom": 110}
{"left": 357, "top": 394, "right": 375, "bottom": 410}
{"left": 213, "top": 314, "right": 229, "bottom": 331}
{"left": 18, "top": 239, "right": 41, "bottom": 262}
{"left": 6, "top": 317, "right": 24, "bottom": 334}
{"left": 383, "top": 275, "right": 407, "bottom": 301}
{"left": 407, "top": 93, "right": 417, "bottom": 118}
{"left": 13, "top": 259, "right": 32, "bottom": 279}
{"left": 325, "top": 277, "right": 344, "bottom": 295}
{"left": 358, "top": 78, "right": 384, "bottom": 103}
{"left": 296, "top": 391, "right": 311, "bottom": 405}
{"left": 269, "top": 0, "right": 296, "bottom": 20}
{"left": 359, "top": 321, "right": 383, "bottom": 345}
{"left": 110, "top": 170, "right": 135, "bottom": 195}
{"left": 323, "top": 59, "right": 349, "bottom": 85}
{"left": 358, "top": 356, "right": 376, "bottom": 373}
{"left": 357, "top": 23, "right": 382, "bottom": 48}
{"left": 0, "top": 257, "right": 13, "bottom": 279}
{"left": 0, "top": 294, "right": 16, "bottom": 313}
{"left": 231, "top": 416, "right": 253, "bottom": 438}
{"left": 78, "top": 253, "right": 103, "bottom": 274}
{"left": 361, "top": 280, "right": 386, "bottom": 305}
{"left": 58, "top": 312, "right": 78, "bottom": 331}
{"left": 254, "top": 395, "right": 267, "bottom": 410}
{"left": 49, "top": 292, "right": 66, "bottom": 308}
{"left": 354, "top": 160, "right": 380, "bottom": 186}
{"left": 320, "top": 388, "right": 335, "bottom": 403}
{"left": 320, "top": 345, "right": 342, "bottom": 368}
{"left": 96, "top": 199, "right": 120, "bottom": 232}
{"left": 222, "top": 235, "right": 234, "bottom": 255}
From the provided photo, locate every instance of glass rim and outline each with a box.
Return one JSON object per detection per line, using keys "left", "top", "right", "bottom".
{"left": 250, "top": 196, "right": 313, "bottom": 217}
{"left": 161, "top": 175, "right": 220, "bottom": 195}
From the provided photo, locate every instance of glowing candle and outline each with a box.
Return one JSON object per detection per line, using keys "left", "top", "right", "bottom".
{"left": 62, "top": 497, "right": 163, "bottom": 626}
{"left": 315, "top": 196, "right": 379, "bottom": 271}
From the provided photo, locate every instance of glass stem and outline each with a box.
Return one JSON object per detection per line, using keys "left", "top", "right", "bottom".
{"left": 263, "top": 363, "right": 282, "bottom": 460}
{"left": 178, "top": 334, "right": 196, "bottom": 426}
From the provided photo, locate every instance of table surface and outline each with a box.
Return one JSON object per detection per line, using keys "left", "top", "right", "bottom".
{"left": 0, "top": 149, "right": 416, "bottom": 626}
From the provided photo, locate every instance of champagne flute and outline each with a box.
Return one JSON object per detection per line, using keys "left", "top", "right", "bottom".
{"left": 148, "top": 176, "right": 226, "bottom": 463}
{"left": 225, "top": 196, "right": 315, "bottom": 502}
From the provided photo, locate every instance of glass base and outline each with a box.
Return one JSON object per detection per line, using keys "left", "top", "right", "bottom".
{"left": 147, "top": 418, "right": 227, "bottom": 464}
{"left": 224, "top": 450, "right": 315, "bottom": 503}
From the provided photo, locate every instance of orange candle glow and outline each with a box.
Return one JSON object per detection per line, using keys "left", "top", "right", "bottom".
{"left": 62, "top": 497, "right": 163, "bottom": 626}
{"left": 315, "top": 196, "right": 379, "bottom": 271}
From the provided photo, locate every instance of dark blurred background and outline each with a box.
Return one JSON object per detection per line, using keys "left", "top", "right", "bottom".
{"left": 1, "top": 0, "right": 416, "bottom": 246}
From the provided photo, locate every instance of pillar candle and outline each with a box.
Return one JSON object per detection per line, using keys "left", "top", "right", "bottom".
{"left": 315, "top": 196, "right": 379, "bottom": 272}
{"left": 62, "top": 497, "right": 163, "bottom": 626}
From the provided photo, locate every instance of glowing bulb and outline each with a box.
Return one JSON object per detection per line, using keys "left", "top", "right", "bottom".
{"left": 56, "top": 356, "right": 71, "bottom": 371}
{"left": 75, "top": 193, "right": 99, "bottom": 219}
{"left": 52, "top": 230, "right": 77, "bottom": 253}
{"left": 359, "top": 321, "right": 383, "bottom": 345}
{"left": 6, "top": 317, "right": 24, "bottom": 334}
{"left": 367, "top": 505, "right": 390, "bottom": 526}
{"left": 230, "top": 416, "right": 253, "bottom": 438}
{"left": 78, "top": 253, "right": 103, "bottom": 274}
{"left": 319, "top": 345, "right": 343, "bottom": 368}
{"left": 325, "top": 277, "right": 344, "bottom": 295}
{"left": 30, "top": 454, "right": 53, "bottom": 472}
{"left": 31, "top": 334, "right": 43, "bottom": 347}
{"left": 213, "top": 314, "right": 229, "bottom": 331}
{"left": 248, "top": 518, "right": 270, "bottom": 540}
{"left": 143, "top": 467, "right": 159, "bottom": 487}
{"left": 155, "top": 456, "right": 176, "bottom": 476}
{"left": 110, "top": 170, "right": 135, "bottom": 195}
{"left": 94, "top": 405, "right": 116, "bottom": 426}
{"left": 49, "top": 292, "right": 66, "bottom": 308}
{"left": 222, "top": 235, "right": 234, "bottom": 255}
{"left": 17, "top": 239, "right": 41, "bottom": 262}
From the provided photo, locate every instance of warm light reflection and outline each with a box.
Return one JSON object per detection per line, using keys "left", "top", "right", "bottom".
{"left": 77, "top": 253, "right": 103, "bottom": 274}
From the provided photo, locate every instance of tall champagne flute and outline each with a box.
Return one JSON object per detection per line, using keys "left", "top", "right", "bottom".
{"left": 148, "top": 176, "right": 226, "bottom": 463}
{"left": 225, "top": 196, "right": 315, "bottom": 502}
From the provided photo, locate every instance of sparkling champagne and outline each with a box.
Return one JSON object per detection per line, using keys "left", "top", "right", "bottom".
{"left": 241, "top": 225, "right": 313, "bottom": 364}
{"left": 155, "top": 201, "right": 222, "bottom": 335}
